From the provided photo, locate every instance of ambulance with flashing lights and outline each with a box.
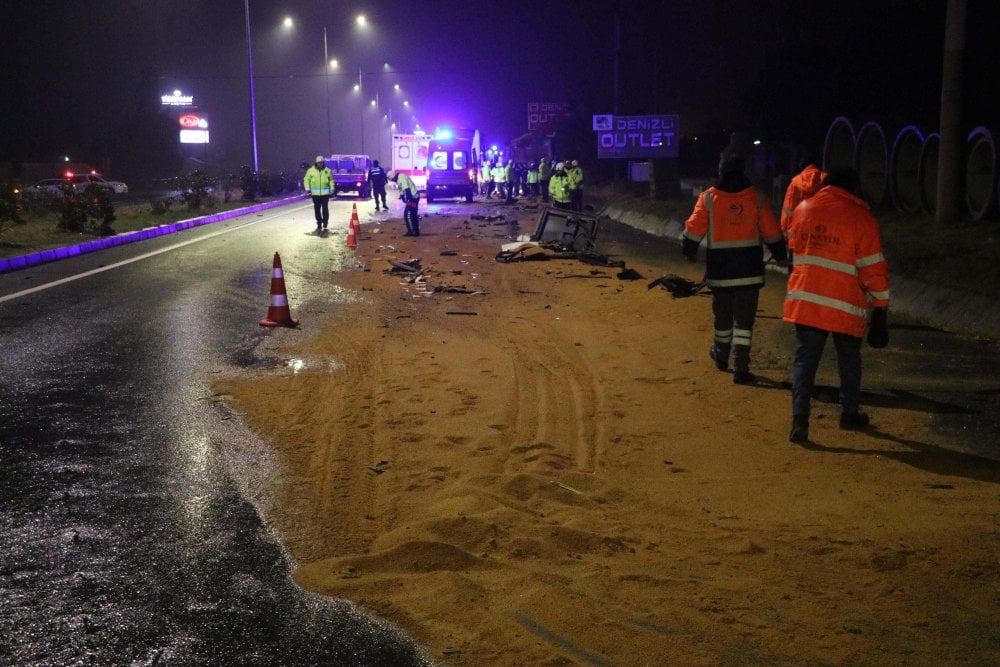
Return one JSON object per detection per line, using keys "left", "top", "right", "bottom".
{"left": 390, "top": 133, "right": 429, "bottom": 191}
{"left": 424, "top": 128, "right": 480, "bottom": 203}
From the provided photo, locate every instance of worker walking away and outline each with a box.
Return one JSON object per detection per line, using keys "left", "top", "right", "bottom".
{"left": 780, "top": 154, "right": 826, "bottom": 236}
{"left": 538, "top": 158, "right": 551, "bottom": 202}
{"left": 683, "top": 156, "right": 787, "bottom": 385}
{"left": 368, "top": 159, "right": 389, "bottom": 211}
{"left": 388, "top": 170, "right": 420, "bottom": 236}
{"left": 548, "top": 162, "right": 573, "bottom": 210}
{"left": 783, "top": 167, "right": 889, "bottom": 443}
{"left": 303, "top": 155, "right": 333, "bottom": 232}
{"left": 567, "top": 160, "right": 584, "bottom": 211}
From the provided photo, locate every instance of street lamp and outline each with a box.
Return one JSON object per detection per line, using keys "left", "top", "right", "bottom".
{"left": 243, "top": 0, "right": 259, "bottom": 171}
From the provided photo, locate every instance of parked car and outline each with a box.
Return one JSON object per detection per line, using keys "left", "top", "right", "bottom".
{"left": 68, "top": 172, "right": 128, "bottom": 195}
{"left": 24, "top": 179, "right": 68, "bottom": 197}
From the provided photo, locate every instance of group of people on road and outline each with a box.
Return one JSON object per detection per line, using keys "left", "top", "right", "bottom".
{"left": 683, "top": 154, "right": 889, "bottom": 443}
{"left": 304, "top": 156, "right": 419, "bottom": 236}
{"left": 480, "top": 158, "right": 583, "bottom": 210}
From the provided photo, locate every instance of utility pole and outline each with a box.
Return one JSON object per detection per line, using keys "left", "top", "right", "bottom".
{"left": 936, "top": 0, "right": 966, "bottom": 224}
{"left": 323, "top": 27, "right": 332, "bottom": 154}
{"left": 243, "top": 0, "right": 259, "bottom": 171}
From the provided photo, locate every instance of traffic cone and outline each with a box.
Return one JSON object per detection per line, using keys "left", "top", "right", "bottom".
{"left": 259, "top": 252, "right": 299, "bottom": 327}
{"left": 347, "top": 203, "right": 360, "bottom": 248}
{"left": 347, "top": 219, "right": 358, "bottom": 248}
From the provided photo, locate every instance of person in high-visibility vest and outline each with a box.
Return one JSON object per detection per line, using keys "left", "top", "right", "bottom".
{"left": 783, "top": 167, "right": 890, "bottom": 442}
{"left": 492, "top": 162, "right": 507, "bottom": 200}
{"left": 526, "top": 162, "right": 539, "bottom": 197}
{"left": 504, "top": 160, "right": 516, "bottom": 204}
{"left": 567, "top": 160, "right": 584, "bottom": 211}
{"left": 538, "top": 159, "right": 552, "bottom": 202}
{"left": 683, "top": 156, "right": 787, "bottom": 385}
{"left": 548, "top": 162, "right": 572, "bottom": 209}
{"left": 303, "top": 155, "right": 333, "bottom": 231}
{"left": 480, "top": 162, "right": 492, "bottom": 196}
{"left": 388, "top": 170, "right": 420, "bottom": 236}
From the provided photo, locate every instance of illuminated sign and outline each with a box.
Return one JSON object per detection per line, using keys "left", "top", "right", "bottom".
{"left": 179, "top": 114, "right": 208, "bottom": 129}
{"left": 161, "top": 90, "right": 194, "bottom": 106}
{"left": 179, "top": 112, "right": 209, "bottom": 144}
{"left": 528, "top": 102, "right": 571, "bottom": 131}
{"left": 180, "top": 129, "right": 210, "bottom": 144}
{"left": 594, "top": 114, "right": 679, "bottom": 159}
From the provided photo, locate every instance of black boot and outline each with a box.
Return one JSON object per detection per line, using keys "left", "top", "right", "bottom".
{"left": 839, "top": 411, "right": 870, "bottom": 430}
{"left": 789, "top": 414, "right": 809, "bottom": 442}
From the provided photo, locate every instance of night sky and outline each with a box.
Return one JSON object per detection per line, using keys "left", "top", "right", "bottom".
{"left": 2, "top": 1, "right": 997, "bottom": 183}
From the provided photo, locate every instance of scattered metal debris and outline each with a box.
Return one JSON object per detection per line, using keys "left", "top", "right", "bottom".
{"left": 647, "top": 274, "right": 708, "bottom": 298}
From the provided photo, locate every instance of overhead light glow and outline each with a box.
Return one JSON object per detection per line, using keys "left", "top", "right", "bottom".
{"left": 283, "top": 16, "right": 293, "bottom": 28}
{"left": 356, "top": 14, "right": 366, "bottom": 26}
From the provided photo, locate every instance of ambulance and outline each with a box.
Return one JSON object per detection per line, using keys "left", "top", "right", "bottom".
{"left": 390, "top": 133, "right": 429, "bottom": 191}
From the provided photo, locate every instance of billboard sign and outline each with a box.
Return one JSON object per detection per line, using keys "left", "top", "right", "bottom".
{"left": 178, "top": 112, "right": 209, "bottom": 144}
{"left": 594, "top": 114, "right": 679, "bottom": 159}
{"left": 528, "top": 102, "right": 572, "bottom": 131}
{"left": 161, "top": 90, "right": 194, "bottom": 106}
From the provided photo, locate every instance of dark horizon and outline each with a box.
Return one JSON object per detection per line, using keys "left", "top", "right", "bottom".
{"left": 1, "top": 1, "right": 997, "bottom": 181}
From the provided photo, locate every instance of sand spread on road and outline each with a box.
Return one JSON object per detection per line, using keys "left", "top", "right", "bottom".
{"left": 214, "top": 207, "right": 1000, "bottom": 665}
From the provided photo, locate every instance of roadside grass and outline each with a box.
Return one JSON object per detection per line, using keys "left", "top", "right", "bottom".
{"left": 0, "top": 195, "right": 272, "bottom": 260}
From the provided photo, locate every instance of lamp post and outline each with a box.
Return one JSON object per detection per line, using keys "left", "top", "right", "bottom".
{"left": 243, "top": 0, "right": 259, "bottom": 171}
{"left": 323, "top": 27, "right": 332, "bottom": 154}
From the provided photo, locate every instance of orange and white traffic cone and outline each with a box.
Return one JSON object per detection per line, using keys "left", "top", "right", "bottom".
{"left": 347, "top": 203, "right": 360, "bottom": 248}
{"left": 259, "top": 252, "right": 299, "bottom": 327}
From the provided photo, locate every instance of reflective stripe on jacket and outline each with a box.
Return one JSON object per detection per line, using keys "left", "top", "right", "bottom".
{"left": 781, "top": 164, "right": 826, "bottom": 234}
{"left": 303, "top": 166, "right": 333, "bottom": 195}
{"left": 548, "top": 173, "right": 572, "bottom": 203}
{"left": 683, "top": 186, "right": 782, "bottom": 288}
{"left": 783, "top": 185, "right": 890, "bottom": 337}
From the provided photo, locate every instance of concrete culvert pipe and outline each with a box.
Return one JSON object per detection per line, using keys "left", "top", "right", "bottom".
{"left": 855, "top": 121, "right": 888, "bottom": 207}
{"left": 965, "top": 126, "right": 996, "bottom": 221}
{"left": 823, "top": 116, "right": 856, "bottom": 172}
{"left": 919, "top": 133, "right": 940, "bottom": 215}
{"left": 890, "top": 125, "right": 925, "bottom": 214}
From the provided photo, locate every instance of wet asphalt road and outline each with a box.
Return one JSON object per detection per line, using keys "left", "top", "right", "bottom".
{"left": 3, "top": 196, "right": 1000, "bottom": 666}
{"left": 0, "top": 199, "right": 432, "bottom": 666}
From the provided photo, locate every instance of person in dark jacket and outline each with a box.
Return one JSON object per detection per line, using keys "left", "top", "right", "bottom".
{"left": 368, "top": 160, "right": 389, "bottom": 211}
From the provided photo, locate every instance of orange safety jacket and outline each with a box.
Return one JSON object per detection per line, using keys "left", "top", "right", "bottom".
{"left": 780, "top": 164, "right": 826, "bottom": 234}
{"left": 683, "top": 186, "right": 784, "bottom": 288}
{"left": 782, "top": 185, "right": 890, "bottom": 338}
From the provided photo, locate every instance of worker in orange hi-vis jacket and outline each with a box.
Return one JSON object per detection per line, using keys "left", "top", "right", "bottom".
{"left": 683, "top": 156, "right": 788, "bottom": 386}
{"left": 783, "top": 166, "right": 890, "bottom": 443}
{"left": 780, "top": 156, "right": 826, "bottom": 236}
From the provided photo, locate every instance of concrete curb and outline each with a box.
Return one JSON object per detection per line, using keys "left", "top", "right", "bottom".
{"left": 0, "top": 194, "right": 308, "bottom": 275}
{"left": 599, "top": 200, "right": 1000, "bottom": 341}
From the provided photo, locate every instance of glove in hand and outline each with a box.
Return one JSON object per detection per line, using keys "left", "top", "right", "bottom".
{"left": 867, "top": 307, "right": 888, "bottom": 348}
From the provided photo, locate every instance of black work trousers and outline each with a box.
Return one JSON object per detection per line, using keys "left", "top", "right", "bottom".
{"left": 403, "top": 197, "right": 420, "bottom": 235}
{"left": 372, "top": 185, "right": 387, "bottom": 209}
{"left": 311, "top": 195, "right": 330, "bottom": 226}
{"left": 710, "top": 285, "right": 761, "bottom": 373}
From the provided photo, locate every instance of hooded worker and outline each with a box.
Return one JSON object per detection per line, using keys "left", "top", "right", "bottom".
{"left": 303, "top": 155, "right": 333, "bottom": 231}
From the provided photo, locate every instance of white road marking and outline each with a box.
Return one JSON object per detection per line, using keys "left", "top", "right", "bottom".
{"left": 0, "top": 204, "right": 311, "bottom": 304}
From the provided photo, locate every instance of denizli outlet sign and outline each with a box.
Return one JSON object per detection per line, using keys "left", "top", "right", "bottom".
{"left": 593, "top": 114, "right": 679, "bottom": 159}
{"left": 161, "top": 92, "right": 194, "bottom": 106}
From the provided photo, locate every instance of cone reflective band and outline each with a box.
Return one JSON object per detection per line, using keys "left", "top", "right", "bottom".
{"left": 259, "top": 251, "right": 299, "bottom": 327}
{"left": 347, "top": 221, "right": 357, "bottom": 248}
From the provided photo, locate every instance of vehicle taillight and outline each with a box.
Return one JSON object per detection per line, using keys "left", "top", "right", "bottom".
{"left": 65, "top": 171, "right": 74, "bottom": 178}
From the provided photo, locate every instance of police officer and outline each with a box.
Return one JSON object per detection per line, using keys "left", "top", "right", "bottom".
{"left": 388, "top": 170, "right": 420, "bottom": 236}
{"left": 368, "top": 159, "right": 388, "bottom": 211}
{"left": 303, "top": 155, "right": 333, "bottom": 231}
{"left": 548, "top": 162, "right": 572, "bottom": 210}
{"left": 567, "top": 160, "right": 584, "bottom": 211}
{"left": 538, "top": 158, "right": 551, "bottom": 202}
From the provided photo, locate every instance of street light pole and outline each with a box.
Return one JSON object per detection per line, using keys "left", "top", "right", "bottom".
{"left": 323, "top": 27, "right": 332, "bottom": 154}
{"left": 243, "top": 0, "right": 259, "bottom": 171}
{"left": 359, "top": 67, "right": 365, "bottom": 155}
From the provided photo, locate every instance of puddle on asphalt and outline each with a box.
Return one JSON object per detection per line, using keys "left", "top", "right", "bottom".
{"left": 284, "top": 357, "right": 344, "bottom": 374}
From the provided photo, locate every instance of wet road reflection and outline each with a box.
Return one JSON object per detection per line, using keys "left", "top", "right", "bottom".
{"left": 0, "top": 202, "right": 430, "bottom": 665}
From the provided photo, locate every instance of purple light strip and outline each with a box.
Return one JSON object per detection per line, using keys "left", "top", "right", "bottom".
{"left": 0, "top": 195, "right": 308, "bottom": 275}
